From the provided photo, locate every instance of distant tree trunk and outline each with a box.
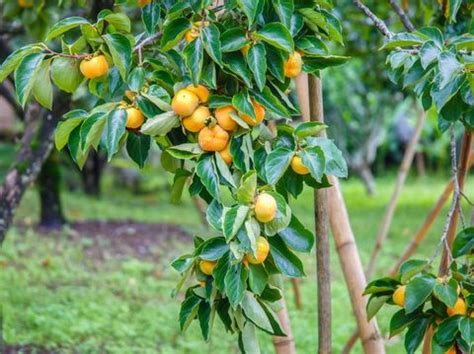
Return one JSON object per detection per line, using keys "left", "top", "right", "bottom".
{"left": 38, "top": 150, "right": 66, "bottom": 229}
{"left": 81, "top": 150, "right": 106, "bottom": 196}
{"left": 356, "top": 164, "right": 376, "bottom": 196}
{"left": 415, "top": 152, "right": 426, "bottom": 177}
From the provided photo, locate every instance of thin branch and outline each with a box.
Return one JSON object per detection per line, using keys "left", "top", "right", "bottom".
{"left": 388, "top": 0, "right": 415, "bottom": 32}
{"left": 133, "top": 32, "right": 162, "bottom": 53}
{"left": 352, "top": 0, "right": 393, "bottom": 38}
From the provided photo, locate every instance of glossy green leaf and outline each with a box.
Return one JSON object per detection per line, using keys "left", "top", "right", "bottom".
{"left": 223, "top": 205, "right": 250, "bottom": 241}
{"left": 103, "top": 33, "right": 132, "bottom": 80}
{"left": 32, "top": 59, "right": 52, "bottom": 109}
{"left": 255, "top": 23, "right": 294, "bottom": 53}
{"left": 196, "top": 154, "right": 220, "bottom": 200}
{"left": 126, "top": 133, "right": 150, "bottom": 168}
{"left": 14, "top": 53, "right": 45, "bottom": 107}
{"left": 265, "top": 147, "right": 294, "bottom": 185}
{"left": 247, "top": 43, "right": 267, "bottom": 91}
{"left": 202, "top": 24, "right": 222, "bottom": 66}
{"left": 268, "top": 235, "right": 305, "bottom": 277}
{"left": 183, "top": 38, "right": 204, "bottom": 85}
{"left": 51, "top": 57, "right": 84, "bottom": 93}
{"left": 45, "top": 17, "right": 89, "bottom": 41}
{"left": 278, "top": 214, "right": 314, "bottom": 252}
{"left": 104, "top": 108, "right": 127, "bottom": 161}
{"left": 405, "top": 275, "right": 436, "bottom": 313}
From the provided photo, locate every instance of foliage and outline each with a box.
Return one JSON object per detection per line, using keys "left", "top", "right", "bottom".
{"left": 0, "top": 0, "right": 349, "bottom": 351}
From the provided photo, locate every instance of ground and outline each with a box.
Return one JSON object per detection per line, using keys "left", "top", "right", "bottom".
{"left": 0, "top": 172, "right": 465, "bottom": 353}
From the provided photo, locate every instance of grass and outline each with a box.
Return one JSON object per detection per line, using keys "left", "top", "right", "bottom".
{"left": 1, "top": 171, "right": 468, "bottom": 353}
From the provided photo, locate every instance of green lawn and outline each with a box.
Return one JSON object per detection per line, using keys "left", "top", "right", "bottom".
{"left": 0, "top": 172, "right": 466, "bottom": 353}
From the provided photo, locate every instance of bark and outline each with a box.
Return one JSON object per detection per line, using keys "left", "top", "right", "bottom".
{"left": 357, "top": 164, "right": 376, "bottom": 196}
{"left": 81, "top": 150, "right": 106, "bottom": 196}
{"left": 0, "top": 95, "right": 69, "bottom": 244}
{"left": 415, "top": 152, "right": 426, "bottom": 177}
{"left": 308, "top": 75, "right": 332, "bottom": 354}
{"left": 327, "top": 177, "right": 385, "bottom": 354}
{"left": 365, "top": 110, "right": 426, "bottom": 277}
{"left": 295, "top": 73, "right": 310, "bottom": 121}
{"left": 38, "top": 150, "right": 66, "bottom": 229}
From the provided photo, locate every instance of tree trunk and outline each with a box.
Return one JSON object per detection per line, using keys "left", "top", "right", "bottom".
{"left": 81, "top": 150, "right": 105, "bottom": 196}
{"left": 415, "top": 152, "right": 426, "bottom": 177}
{"left": 327, "top": 177, "right": 385, "bottom": 354}
{"left": 271, "top": 276, "right": 297, "bottom": 354}
{"left": 308, "top": 75, "right": 332, "bottom": 354}
{"left": 290, "top": 278, "right": 303, "bottom": 310}
{"left": 38, "top": 150, "right": 66, "bottom": 229}
{"left": 365, "top": 110, "right": 426, "bottom": 277}
{"left": 357, "top": 164, "right": 376, "bottom": 196}
{"left": 0, "top": 96, "right": 69, "bottom": 244}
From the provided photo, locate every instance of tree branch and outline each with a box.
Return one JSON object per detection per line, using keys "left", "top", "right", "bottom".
{"left": 352, "top": 0, "right": 393, "bottom": 38}
{"left": 388, "top": 0, "right": 415, "bottom": 32}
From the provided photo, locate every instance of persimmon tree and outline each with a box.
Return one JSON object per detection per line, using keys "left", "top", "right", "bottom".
{"left": 0, "top": 0, "right": 350, "bottom": 351}
{"left": 357, "top": 1, "right": 474, "bottom": 353}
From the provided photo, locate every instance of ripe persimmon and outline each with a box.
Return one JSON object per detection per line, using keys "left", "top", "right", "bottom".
{"left": 198, "top": 125, "right": 229, "bottom": 152}
{"left": 392, "top": 285, "right": 406, "bottom": 307}
{"left": 80, "top": 55, "right": 109, "bottom": 80}
{"left": 172, "top": 89, "right": 199, "bottom": 117}
{"left": 284, "top": 52, "right": 303, "bottom": 78}
{"left": 126, "top": 107, "right": 145, "bottom": 129}
{"left": 186, "top": 84, "right": 210, "bottom": 103}
{"left": 215, "top": 106, "right": 238, "bottom": 131}
{"left": 219, "top": 144, "right": 233, "bottom": 165}
{"left": 245, "top": 237, "right": 270, "bottom": 265}
{"left": 182, "top": 106, "right": 210, "bottom": 133}
{"left": 291, "top": 155, "right": 310, "bottom": 175}
{"left": 18, "top": 0, "right": 33, "bottom": 8}
{"left": 137, "top": 0, "right": 151, "bottom": 7}
{"left": 199, "top": 260, "right": 216, "bottom": 276}
{"left": 447, "top": 298, "right": 467, "bottom": 316}
{"left": 254, "top": 193, "right": 277, "bottom": 223}
{"left": 240, "top": 100, "right": 265, "bottom": 126}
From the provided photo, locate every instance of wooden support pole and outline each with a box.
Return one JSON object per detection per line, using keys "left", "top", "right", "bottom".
{"left": 327, "top": 177, "right": 385, "bottom": 353}
{"left": 272, "top": 276, "right": 297, "bottom": 354}
{"left": 308, "top": 75, "right": 331, "bottom": 354}
{"left": 291, "top": 278, "right": 303, "bottom": 310}
{"left": 366, "top": 110, "right": 426, "bottom": 277}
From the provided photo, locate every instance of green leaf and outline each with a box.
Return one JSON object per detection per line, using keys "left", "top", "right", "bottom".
{"left": 196, "top": 154, "right": 220, "bottom": 200}
{"left": 251, "top": 86, "right": 290, "bottom": 117}
{"left": 104, "top": 108, "right": 127, "bottom": 161}
{"left": 404, "top": 317, "right": 430, "bottom": 354}
{"left": 179, "top": 294, "right": 200, "bottom": 331}
{"left": 434, "top": 316, "right": 460, "bottom": 345}
{"left": 171, "top": 169, "right": 191, "bottom": 204}
{"left": 419, "top": 41, "right": 441, "bottom": 69}
{"left": 80, "top": 112, "right": 106, "bottom": 151}
{"left": 225, "top": 262, "right": 248, "bottom": 308}
{"left": 278, "top": 214, "right": 314, "bottom": 253}
{"left": 296, "top": 36, "right": 328, "bottom": 56}
{"left": 273, "top": 0, "right": 294, "bottom": 28}
{"left": 32, "top": 59, "right": 52, "bottom": 109}
{"left": 364, "top": 277, "right": 399, "bottom": 295}
{"left": 247, "top": 43, "right": 267, "bottom": 91}
{"left": 303, "top": 55, "right": 350, "bottom": 72}
{"left": 236, "top": 171, "right": 257, "bottom": 204}
{"left": 294, "top": 122, "right": 326, "bottom": 138}
{"left": 268, "top": 235, "right": 305, "bottom": 277}
{"left": 232, "top": 90, "right": 255, "bottom": 120}
{"left": 51, "top": 57, "right": 84, "bottom": 93}
{"left": 183, "top": 38, "right": 204, "bottom": 85}
{"left": 171, "top": 255, "right": 193, "bottom": 273}
{"left": 14, "top": 53, "right": 45, "bottom": 107}
{"left": 241, "top": 291, "right": 273, "bottom": 333}
{"left": 202, "top": 24, "right": 222, "bottom": 66}
{"left": 452, "top": 227, "right": 474, "bottom": 258}
{"left": 265, "top": 147, "right": 294, "bottom": 185}
{"left": 199, "top": 238, "right": 229, "bottom": 261}
{"left": 0, "top": 44, "right": 43, "bottom": 83}
{"left": 221, "top": 28, "right": 248, "bottom": 52}
{"left": 381, "top": 33, "right": 424, "bottom": 50}
{"left": 167, "top": 143, "right": 203, "bottom": 159}
{"left": 431, "top": 73, "right": 466, "bottom": 112}
{"left": 433, "top": 279, "right": 458, "bottom": 308}
{"left": 206, "top": 200, "right": 223, "bottom": 232}
{"left": 102, "top": 12, "right": 131, "bottom": 33}
{"left": 140, "top": 111, "right": 179, "bottom": 136}
{"left": 198, "top": 301, "right": 212, "bottom": 341}
{"left": 438, "top": 52, "right": 463, "bottom": 90}
{"left": 126, "top": 133, "right": 150, "bottom": 168}
{"left": 308, "top": 137, "right": 347, "bottom": 178}
{"left": 248, "top": 264, "right": 267, "bottom": 295}
{"left": 223, "top": 53, "right": 253, "bottom": 87}
{"left": 367, "top": 295, "right": 390, "bottom": 321}
{"left": 215, "top": 151, "right": 236, "bottom": 188}
{"left": 161, "top": 18, "right": 190, "bottom": 51}
{"left": 55, "top": 115, "right": 86, "bottom": 150}
{"left": 389, "top": 309, "right": 420, "bottom": 337}
{"left": 222, "top": 206, "right": 250, "bottom": 241}
{"left": 458, "top": 317, "right": 474, "bottom": 345}
{"left": 263, "top": 191, "right": 291, "bottom": 236}
{"left": 142, "top": 2, "right": 161, "bottom": 34}
{"left": 103, "top": 33, "right": 132, "bottom": 80}
{"left": 301, "top": 146, "right": 325, "bottom": 182}
{"left": 255, "top": 23, "right": 294, "bottom": 53}
{"left": 405, "top": 275, "right": 436, "bottom": 313}
{"left": 399, "top": 259, "right": 429, "bottom": 283}
{"left": 45, "top": 17, "right": 89, "bottom": 41}
{"left": 240, "top": 322, "right": 261, "bottom": 354}
{"left": 237, "top": 0, "right": 260, "bottom": 24}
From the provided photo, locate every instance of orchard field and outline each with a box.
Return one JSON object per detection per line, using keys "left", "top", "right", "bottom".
{"left": 1, "top": 170, "right": 464, "bottom": 353}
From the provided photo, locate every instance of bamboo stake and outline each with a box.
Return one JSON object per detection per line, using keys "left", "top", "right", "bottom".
{"left": 308, "top": 75, "right": 332, "bottom": 354}
{"left": 296, "top": 73, "right": 310, "bottom": 121}
{"left": 290, "top": 278, "right": 303, "bottom": 310}
{"left": 327, "top": 176, "right": 385, "bottom": 354}
{"left": 366, "top": 110, "right": 426, "bottom": 277}
{"left": 272, "top": 276, "right": 297, "bottom": 354}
